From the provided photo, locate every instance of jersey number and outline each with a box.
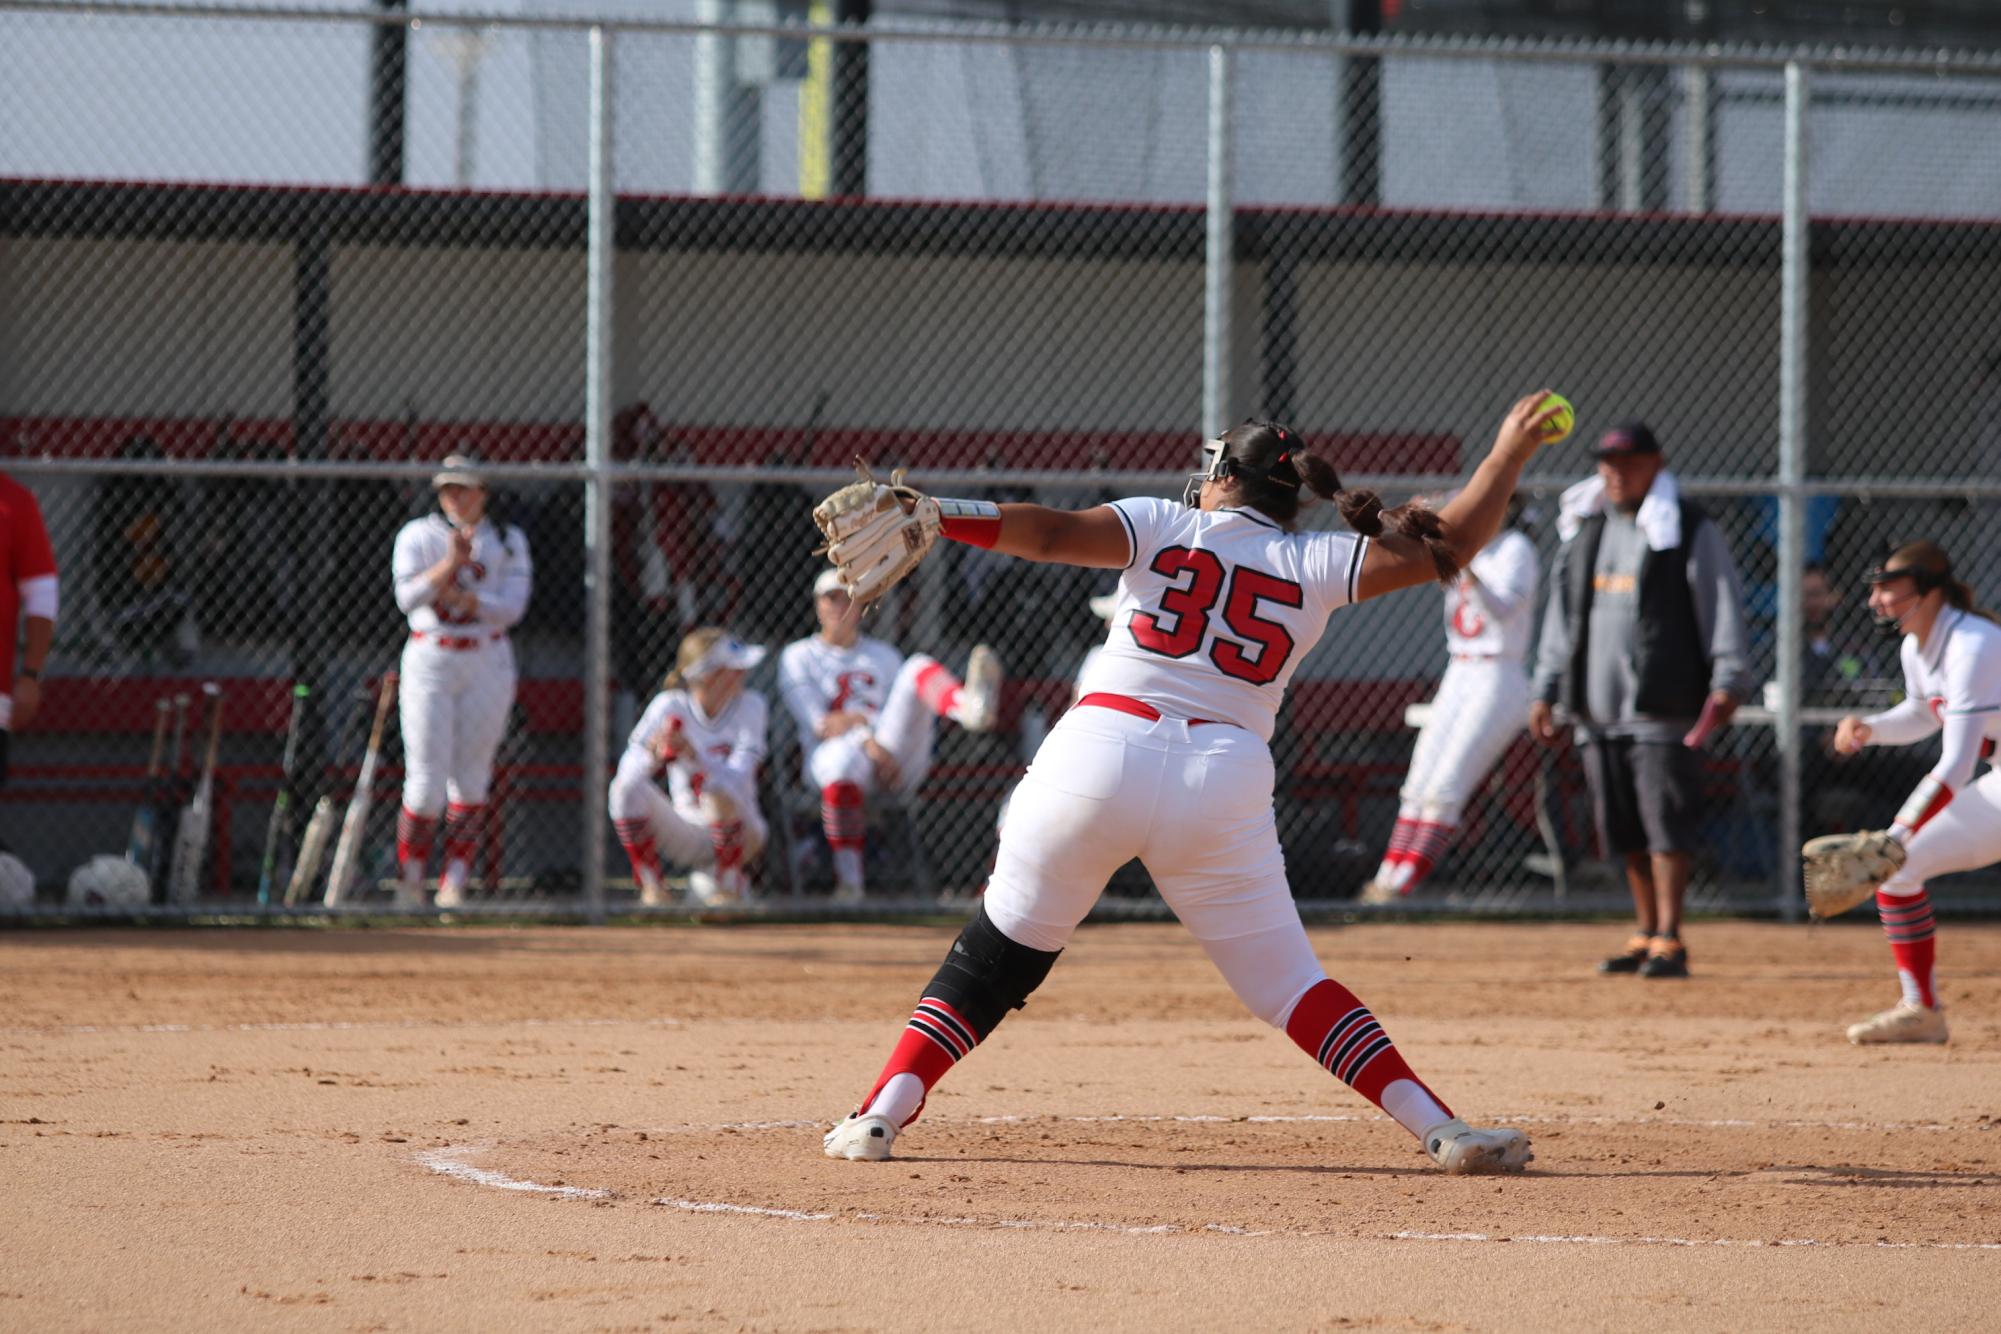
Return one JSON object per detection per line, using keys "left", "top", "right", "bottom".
{"left": 1127, "top": 547, "right": 1303, "bottom": 686}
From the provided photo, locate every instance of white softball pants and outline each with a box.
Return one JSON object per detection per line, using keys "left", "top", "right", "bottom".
{"left": 803, "top": 654, "right": 940, "bottom": 798}
{"left": 1878, "top": 766, "right": 2001, "bottom": 898}
{"left": 983, "top": 705, "right": 1328, "bottom": 1030}
{"left": 606, "top": 761, "right": 768, "bottom": 868}
{"left": 398, "top": 635, "right": 517, "bottom": 817}
{"left": 1399, "top": 657, "right": 1530, "bottom": 823}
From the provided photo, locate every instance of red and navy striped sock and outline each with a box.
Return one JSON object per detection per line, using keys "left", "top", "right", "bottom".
{"left": 1285, "top": 978, "right": 1453, "bottom": 1138}
{"left": 1400, "top": 820, "right": 1458, "bottom": 892}
{"left": 614, "top": 817, "right": 660, "bottom": 886}
{"left": 1878, "top": 889, "right": 1938, "bottom": 1008}
{"left": 855, "top": 996, "right": 981, "bottom": 1128}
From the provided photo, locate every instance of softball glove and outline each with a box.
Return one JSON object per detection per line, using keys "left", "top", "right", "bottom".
{"left": 813, "top": 461, "right": 940, "bottom": 610}
{"left": 1800, "top": 829, "right": 1907, "bottom": 920}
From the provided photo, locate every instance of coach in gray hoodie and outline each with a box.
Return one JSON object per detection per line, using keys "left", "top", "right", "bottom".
{"left": 1529, "top": 421, "right": 1755, "bottom": 980}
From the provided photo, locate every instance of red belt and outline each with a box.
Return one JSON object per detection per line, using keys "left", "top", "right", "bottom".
{"left": 412, "top": 630, "right": 504, "bottom": 651}
{"left": 1076, "top": 692, "right": 1221, "bottom": 727}
{"left": 1451, "top": 653, "right": 1500, "bottom": 662}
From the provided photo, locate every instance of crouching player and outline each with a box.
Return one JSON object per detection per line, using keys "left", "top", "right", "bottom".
{"left": 610, "top": 629, "right": 769, "bottom": 905}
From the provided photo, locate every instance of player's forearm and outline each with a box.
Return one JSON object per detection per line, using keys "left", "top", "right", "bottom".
{"left": 938, "top": 501, "right": 1128, "bottom": 569}
{"left": 19, "top": 616, "right": 52, "bottom": 676}
{"left": 1434, "top": 444, "right": 1534, "bottom": 571}
{"left": 1861, "top": 698, "right": 1935, "bottom": 746}
{"left": 475, "top": 570, "right": 533, "bottom": 628}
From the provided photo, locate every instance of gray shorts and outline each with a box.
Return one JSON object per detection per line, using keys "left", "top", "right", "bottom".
{"left": 1580, "top": 737, "right": 1703, "bottom": 857}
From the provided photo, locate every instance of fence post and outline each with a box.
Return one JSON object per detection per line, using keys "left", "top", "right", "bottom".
{"left": 582, "top": 25, "right": 616, "bottom": 923}
{"left": 1203, "top": 43, "right": 1232, "bottom": 443}
{"left": 1775, "top": 61, "right": 1809, "bottom": 921}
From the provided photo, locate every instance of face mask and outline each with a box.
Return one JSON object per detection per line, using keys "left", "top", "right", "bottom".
{"left": 1183, "top": 438, "right": 1228, "bottom": 508}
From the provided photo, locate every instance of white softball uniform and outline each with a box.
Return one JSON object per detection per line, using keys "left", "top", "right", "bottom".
{"left": 778, "top": 635, "right": 940, "bottom": 796}
{"left": 1398, "top": 528, "right": 1539, "bottom": 823}
{"left": 392, "top": 513, "right": 533, "bottom": 815}
{"left": 1863, "top": 609, "right": 2001, "bottom": 897}
{"left": 987, "top": 498, "right": 1369, "bottom": 1029}
{"left": 609, "top": 688, "right": 769, "bottom": 866}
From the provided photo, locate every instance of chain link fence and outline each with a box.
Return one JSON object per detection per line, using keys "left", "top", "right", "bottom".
{"left": 2, "top": 3, "right": 1998, "bottom": 920}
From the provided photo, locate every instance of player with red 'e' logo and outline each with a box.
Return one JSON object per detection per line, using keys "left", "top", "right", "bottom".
{"left": 778, "top": 567, "right": 1001, "bottom": 904}
{"left": 1361, "top": 496, "right": 1541, "bottom": 904}
{"left": 819, "top": 391, "right": 1565, "bottom": 1174}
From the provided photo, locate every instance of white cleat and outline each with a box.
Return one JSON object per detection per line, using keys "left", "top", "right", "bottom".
{"left": 831, "top": 878, "right": 866, "bottom": 906}
{"left": 688, "top": 870, "right": 722, "bottom": 906}
{"left": 950, "top": 644, "right": 1002, "bottom": 733}
{"left": 1424, "top": 1118, "right": 1533, "bottom": 1175}
{"left": 1847, "top": 1001, "right": 1948, "bottom": 1045}
{"left": 434, "top": 879, "right": 465, "bottom": 910}
{"left": 823, "top": 1112, "right": 898, "bottom": 1161}
{"left": 1358, "top": 879, "right": 1401, "bottom": 907}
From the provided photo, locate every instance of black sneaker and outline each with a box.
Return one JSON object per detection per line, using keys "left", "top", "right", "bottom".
{"left": 1598, "top": 934, "right": 1651, "bottom": 974}
{"left": 1638, "top": 942, "right": 1689, "bottom": 978}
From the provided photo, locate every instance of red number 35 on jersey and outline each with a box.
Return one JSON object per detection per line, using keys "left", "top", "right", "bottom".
{"left": 1127, "top": 546, "right": 1303, "bottom": 686}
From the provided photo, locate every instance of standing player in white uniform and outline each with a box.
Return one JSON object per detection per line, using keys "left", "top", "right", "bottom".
{"left": 392, "top": 456, "right": 533, "bottom": 909}
{"left": 778, "top": 567, "right": 1001, "bottom": 902}
{"left": 1827, "top": 541, "right": 2001, "bottom": 1044}
{"left": 1361, "top": 505, "right": 1539, "bottom": 903}
{"left": 820, "top": 391, "right": 1564, "bottom": 1174}
{"left": 610, "top": 628, "right": 769, "bottom": 906}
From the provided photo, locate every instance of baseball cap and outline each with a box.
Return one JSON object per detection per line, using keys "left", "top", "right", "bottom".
{"left": 431, "top": 453, "right": 489, "bottom": 489}
{"left": 1591, "top": 421, "right": 1661, "bottom": 459}
{"left": 813, "top": 567, "right": 848, "bottom": 598}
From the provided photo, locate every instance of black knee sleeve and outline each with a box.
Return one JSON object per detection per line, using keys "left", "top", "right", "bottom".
{"left": 922, "top": 905, "right": 1061, "bottom": 1039}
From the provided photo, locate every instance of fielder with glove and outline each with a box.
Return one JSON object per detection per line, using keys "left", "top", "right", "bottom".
{"left": 1807, "top": 542, "right": 2001, "bottom": 1045}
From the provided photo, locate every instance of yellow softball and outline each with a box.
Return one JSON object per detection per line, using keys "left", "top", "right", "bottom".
{"left": 1538, "top": 392, "right": 1575, "bottom": 443}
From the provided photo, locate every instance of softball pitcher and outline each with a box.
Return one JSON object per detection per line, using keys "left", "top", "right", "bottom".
{"left": 611, "top": 628, "right": 769, "bottom": 906}
{"left": 391, "top": 456, "right": 532, "bottom": 909}
{"left": 816, "top": 392, "right": 1564, "bottom": 1175}
{"left": 1826, "top": 541, "right": 2001, "bottom": 1045}
{"left": 1361, "top": 509, "right": 1540, "bottom": 903}
{"left": 778, "top": 567, "right": 1000, "bottom": 902}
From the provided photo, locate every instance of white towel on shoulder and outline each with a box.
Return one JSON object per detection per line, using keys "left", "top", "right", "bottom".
{"left": 1556, "top": 468, "right": 1682, "bottom": 551}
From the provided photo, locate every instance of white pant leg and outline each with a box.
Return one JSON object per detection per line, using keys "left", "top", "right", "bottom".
{"left": 873, "top": 655, "right": 939, "bottom": 796}
{"left": 1399, "top": 661, "right": 1470, "bottom": 814}
{"left": 608, "top": 764, "right": 712, "bottom": 866}
{"left": 1197, "top": 921, "right": 1328, "bottom": 1028}
{"left": 398, "top": 638, "right": 456, "bottom": 818}
{"left": 1400, "top": 661, "right": 1529, "bottom": 824}
{"left": 446, "top": 639, "right": 517, "bottom": 807}
{"left": 1880, "top": 766, "right": 2001, "bottom": 897}
{"left": 983, "top": 708, "right": 1161, "bottom": 952}
{"left": 806, "top": 731, "right": 876, "bottom": 792}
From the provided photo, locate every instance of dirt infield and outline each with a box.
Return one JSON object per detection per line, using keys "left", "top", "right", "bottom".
{"left": 4, "top": 919, "right": 2000, "bottom": 1331}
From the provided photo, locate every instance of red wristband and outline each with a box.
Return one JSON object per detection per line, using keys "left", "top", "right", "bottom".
{"left": 937, "top": 498, "right": 1002, "bottom": 549}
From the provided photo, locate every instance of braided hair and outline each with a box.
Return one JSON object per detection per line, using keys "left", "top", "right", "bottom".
{"left": 1212, "top": 420, "right": 1461, "bottom": 584}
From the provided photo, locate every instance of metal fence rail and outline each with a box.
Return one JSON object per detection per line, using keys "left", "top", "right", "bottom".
{"left": 1, "top": 2, "right": 1997, "bottom": 922}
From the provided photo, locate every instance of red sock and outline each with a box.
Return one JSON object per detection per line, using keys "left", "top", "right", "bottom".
{"left": 912, "top": 658, "right": 964, "bottom": 718}
{"left": 709, "top": 818, "right": 745, "bottom": 872}
{"left": 857, "top": 996, "right": 981, "bottom": 1127}
{"left": 614, "top": 817, "right": 660, "bottom": 883}
{"left": 1400, "top": 821, "right": 1458, "bottom": 893}
{"left": 822, "top": 781, "right": 865, "bottom": 852}
{"left": 1878, "top": 889, "right": 1938, "bottom": 1008}
{"left": 396, "top": 807, "right": 437, "bottom": 872}
{"left": 1284, "top": 978, "right": 1450, "bottom": 1117}
{"left": 1385, "top": 816, "right": 1422, "bottom": 858}
{"left": 443, "top": 802, "right": 483, "bottom": 868}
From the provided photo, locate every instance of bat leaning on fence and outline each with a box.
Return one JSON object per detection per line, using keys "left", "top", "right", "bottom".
{"left": 256, "top": 683, "right": 312, "bottom": 906}
{"left": 284, "top": 683, "right": 374, "bottom": 907}
{"left": 124, "top": 697, "right": 172, "bottom": 885}
{"left": 149, "top": 694, "right": 192, "bottom": 904}
{"left": 167, "top": 683, "right": 225, "bottom": 905}
{"left": 324, "top": 672, "right": 398, "bottom": 908}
